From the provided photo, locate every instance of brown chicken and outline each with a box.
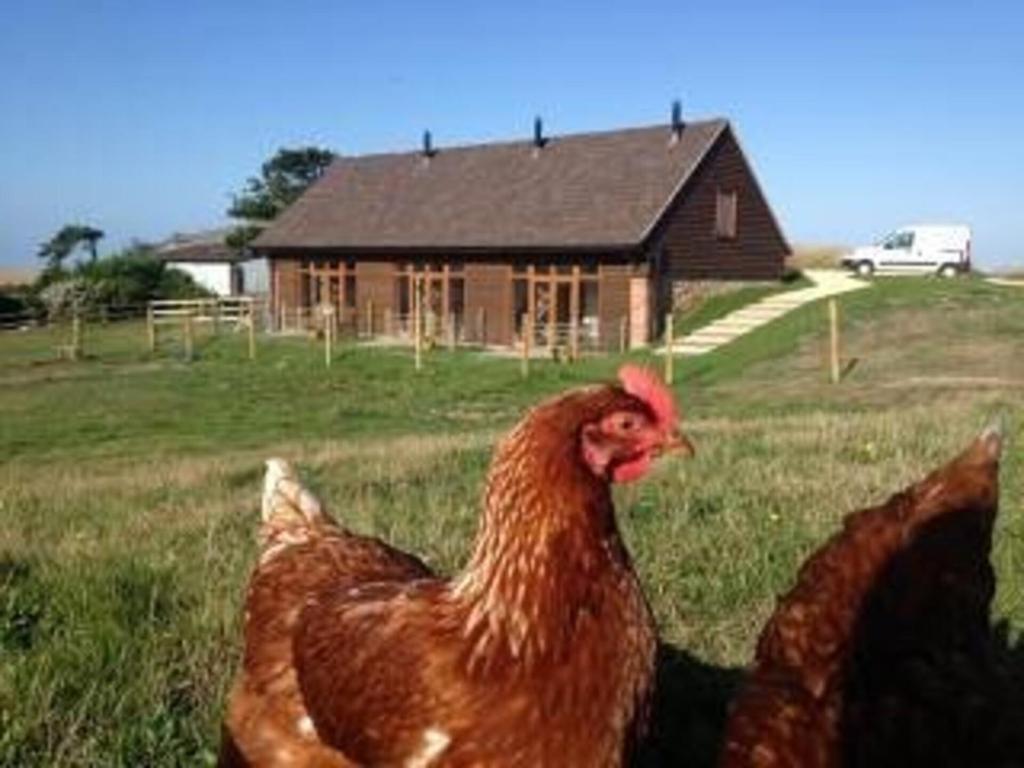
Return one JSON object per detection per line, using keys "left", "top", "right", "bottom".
{"left": 220, "top": 365, "right": 693, "bottom": 767}
{"left": 720, "top": 426, "right": 1024, "bottom": 767}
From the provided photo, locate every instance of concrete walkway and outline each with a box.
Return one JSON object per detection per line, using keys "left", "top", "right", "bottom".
{"left": 661, "top": 269, "right": 868, "bottom": 356}
{"left": 987, "top": 277, "right": 1024, "bottom": 288}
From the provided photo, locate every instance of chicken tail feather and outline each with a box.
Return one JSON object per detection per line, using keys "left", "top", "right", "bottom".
{"left": 259, "top": 459, "right": 338, "bottom": 560}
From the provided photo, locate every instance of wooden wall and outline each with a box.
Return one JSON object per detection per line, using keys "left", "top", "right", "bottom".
{"left": 274, "top": 258, "right": 303, "bottom": 316}
{"left": 465, "top": 263, "right": 511, "bottom": 345}
{"left": 598, "top": 265, "right": 632, "bottom": 351}
{"left": 651, "top": 127, "right": 789, "bottom": 281}
{"left": 354, "top": 261, "right": 394, "bottom": 330}
{"left": 269, "top": 254, "right": 654, "bottom": 347}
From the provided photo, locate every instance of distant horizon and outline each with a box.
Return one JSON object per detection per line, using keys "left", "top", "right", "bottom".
{"left": 2, "top": 1, "right": 1022, "bottom": 270}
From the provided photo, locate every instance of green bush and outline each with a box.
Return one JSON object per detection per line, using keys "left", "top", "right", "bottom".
{"left": 31, "top": 248, "right": 211, "bottom": 317}
{"left": 0, "top": 289, "right": 27, "bottom": 316}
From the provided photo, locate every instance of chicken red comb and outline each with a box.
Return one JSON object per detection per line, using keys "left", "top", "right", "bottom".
{"left": 617, "top": 364, "right": 679, "bottom": 427}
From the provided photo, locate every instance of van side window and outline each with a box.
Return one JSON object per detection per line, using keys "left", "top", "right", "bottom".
{"left": 884, "top": 231, "right": 914, "bottom": 249}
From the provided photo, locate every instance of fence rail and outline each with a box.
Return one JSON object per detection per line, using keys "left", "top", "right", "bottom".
{"left": 0, "top": 303, "right": 149, "bottom": 331}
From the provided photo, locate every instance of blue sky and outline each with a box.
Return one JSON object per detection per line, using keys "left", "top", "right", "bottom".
{"left": 1, "top": 0, "right": 1022, "bottom": 268}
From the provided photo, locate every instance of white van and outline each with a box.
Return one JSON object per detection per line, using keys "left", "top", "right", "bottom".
{"left": 841, "top": 224, "right": 972, "bottom": 277}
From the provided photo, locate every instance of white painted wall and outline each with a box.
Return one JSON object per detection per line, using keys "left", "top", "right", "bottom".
{"left": 240, "top": 258, "right": 269, "bottom": 295}
{"left": 169, "top": 262, "right": 233, "bottom": 296}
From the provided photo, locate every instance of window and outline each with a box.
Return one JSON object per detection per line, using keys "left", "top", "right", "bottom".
{"left": 715, "top": 189, "right": 738, "bottom": 240}
{"left": 883, "top": 231, "right": 914, "bottom": 250}
{"left": 298, "top": 258, "right": 356, "bottom": 312}
{"left": 344, "top": 275, "right": 357, "bottom": 308}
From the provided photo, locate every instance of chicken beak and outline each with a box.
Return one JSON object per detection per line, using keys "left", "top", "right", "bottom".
{"left": 661, "top": 427, "right": 696, "bottom": 458}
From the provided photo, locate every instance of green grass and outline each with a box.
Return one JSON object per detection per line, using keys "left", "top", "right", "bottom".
{"left": 1, "top": 276, "right": 1022, "bottom": 766}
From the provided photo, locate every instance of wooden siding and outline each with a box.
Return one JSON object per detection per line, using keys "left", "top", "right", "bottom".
{"left": 275, "top": 258, "right": 303, "bottom": 316}
{"left": 651, "top": 128, "right": 788, "bottom": 281}
{"left": 354, "top": 261, "right": 394, "bottom": 330}
{"left": 465, "top": 263, "right": 512, "bottom": 345}
{"left": 598, "top": 265, "right": 632, "bottom": 351}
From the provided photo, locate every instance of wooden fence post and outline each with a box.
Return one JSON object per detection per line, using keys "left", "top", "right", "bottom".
{"left": 247, "top": 306, "right": 256, "bottom": 361}
{"left": 324, "top": 307, "right": 334, "bottom": 368}
{"left": 829, "top": 298, "right": 841, "bottom": 384}
{"left": 521, "top": 313, "right": 532, "bottom": 378}
{"left": 447, "top": 312, "right": 456, "bottom": 350}
{"left": 366, "top": 299, "right": 374, "bottom": 338}
{"left": 619, "top": 316, "right": 628, "bottom": 354}
{"left": 413, "top": 278, "right": 423, "bottom": 371}
{"left": 477, "top": 306, "right": 486, "bottom": 345}
{"left": 183, "top": 312, "right": 194, "bottom": 362}
{"left": 147, "top": 305, "right": 156, "bottom": 352}
{"left": 71, "top": 311, "right": 82, "bottom": 361}
{"left": 663, "top": 313, "right": 674, "bottom": 385}
{"left": 569, "top": 316, "right": 580, "bottom": 362}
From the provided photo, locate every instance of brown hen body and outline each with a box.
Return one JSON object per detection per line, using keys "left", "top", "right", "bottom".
{"left": 720, "top": 429, "right": 1024, "bottom": 768}
{"left": 221, "top": 378, "right": 679, "bottom": 767}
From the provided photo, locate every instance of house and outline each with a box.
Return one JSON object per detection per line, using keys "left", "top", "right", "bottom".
{"left": 253, "top": 109, "right": 789, "bottom": 349}
{"left": 155, "top": 229, "right": 269, "bottom": 297}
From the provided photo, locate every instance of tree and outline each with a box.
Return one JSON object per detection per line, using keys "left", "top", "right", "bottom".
{"left": 226, "top": 146, "right": 335, "bottom": 248}
{"left": 37, "top": 224, "right": 105, "bottom": 271}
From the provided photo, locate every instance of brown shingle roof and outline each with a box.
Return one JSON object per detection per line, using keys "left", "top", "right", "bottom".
{"left": 155, "top": 228, "right": 242, "bottom": 263}
{"left": 254, "top": 119, "right": 728, "bottom": 251}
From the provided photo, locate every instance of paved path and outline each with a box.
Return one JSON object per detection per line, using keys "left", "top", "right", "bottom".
{"left": 660, "top": 269, "right": 868, "bottom": 356}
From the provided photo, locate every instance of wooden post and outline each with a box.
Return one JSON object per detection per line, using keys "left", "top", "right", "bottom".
{"left": 366, "top": 299, "right": 374, "bottom": 338}
{"left": 521, "top": 312, "right": 532, "bottom": 378}
{"left": 71, "top": 311, "right": 82, "bottom": 361}
{"left": 413, "top": 277, "right": 423, "bottom": 371}
{"left": 183, "top": 312, "right": 194, "bottom": 362}
{"left": 619, "top": 316, "right": 628, "bottom": 354}
{"left": 569, "top": 316, "right": 579, "bottom": 361}
{"left": 281, "top": 301, "right": 288, "bottom": 333}
{"left": 384, "top": 308, "right": 393, "bottom": 337}
{"left": 664, "top": 313, "right": 674, "bottom": 385}
{"left": 477, "top": 307, "right": 486, "bottom": 345}
{"left": 247, "top": 306, "right": 256, "bottom": 361}
{"left": 212, "top": 301, "right": 220, "bottom": 335}
{"left": 829, "top": 298, "right": 841, "bottom": 384}
{"left": 447, "top": 312, "right": 456, "bottom": 350}
{"left": 324, "top": 307, "right": 334, "bottom": 368}
{"left": 147, "top": 306, "right": 156, "bottom": 352}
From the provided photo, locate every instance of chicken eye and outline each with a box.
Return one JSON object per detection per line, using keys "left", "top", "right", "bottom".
{"left": 618, "top": 416, "right": 636, "bottom": 431}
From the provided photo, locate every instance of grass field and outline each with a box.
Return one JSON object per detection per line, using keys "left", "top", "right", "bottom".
{"left": 1, "top": 276, "right": 1022, "bottom": 766}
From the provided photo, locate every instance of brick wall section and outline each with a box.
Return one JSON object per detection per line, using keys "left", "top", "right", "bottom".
{"left": 652, "top": 128, "right": 788, "bottom": 281}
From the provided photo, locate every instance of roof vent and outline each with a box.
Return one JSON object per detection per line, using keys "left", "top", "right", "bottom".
{"left": 670, "top": 100, "right": 684, "bottom": 143}
{"left": 422, "top": 130, "right": 436, "bottom": 161}
{"left": 532, "top": 116, "right": 547, "bottom": 154}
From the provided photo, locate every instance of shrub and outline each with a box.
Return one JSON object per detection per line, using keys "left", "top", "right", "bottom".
{"left": 31, "top": 248, "right": 211, "bottom": 316}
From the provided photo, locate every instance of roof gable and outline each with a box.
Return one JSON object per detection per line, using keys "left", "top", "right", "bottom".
{"left": 254, "top": 119, "right": 728, "bottom": 251}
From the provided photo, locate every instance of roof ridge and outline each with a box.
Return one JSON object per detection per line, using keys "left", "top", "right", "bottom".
{"left": 332, "top": 117, "right": 729, "bottom": 163}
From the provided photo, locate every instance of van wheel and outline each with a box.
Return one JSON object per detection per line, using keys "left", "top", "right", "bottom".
{"left": 937, "top": 264, "right": 958, "bottom": 278}
{"left": 856, "top": 261, "right": 874, "bottom": 277}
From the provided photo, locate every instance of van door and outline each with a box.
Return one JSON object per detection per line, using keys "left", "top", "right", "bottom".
{"left": 878, "top": 230, "right": 916, "bottom": 269}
